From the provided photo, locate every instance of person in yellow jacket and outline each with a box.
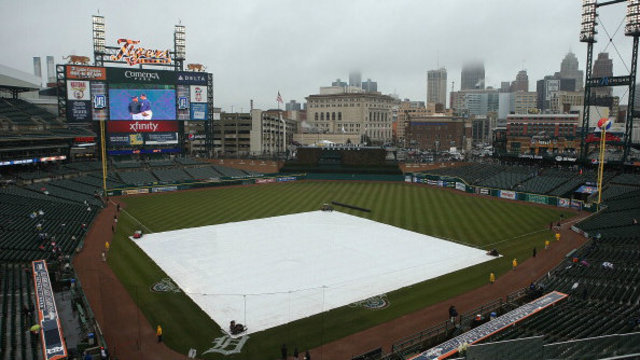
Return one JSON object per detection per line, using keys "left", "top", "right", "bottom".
{"left": 512, "top": 258, "right": 518, "bottom": 270}
{"left": 156, "top": 325, "right": 163, "bottom": 343}
{"left": 555, "top": 232, "right": 561, "bottom": 241}
{"left": 545, "top": 240, "right": 550, "bottom": 250}
{"left": 489, "top": 272, "right": 495, "bottom": 284}
{"left": 105, "top": 241, "right": 110, "bottom": 252}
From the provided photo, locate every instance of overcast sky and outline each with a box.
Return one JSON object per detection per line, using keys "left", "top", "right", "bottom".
{"left": 0, "top": 0, "right": 635, "bottom": 111}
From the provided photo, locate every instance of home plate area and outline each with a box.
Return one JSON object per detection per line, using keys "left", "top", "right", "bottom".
{"left": 132, "top": 211, "right": 495, "bottom": 335}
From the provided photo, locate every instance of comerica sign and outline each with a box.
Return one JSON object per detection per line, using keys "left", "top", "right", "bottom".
{"left": 110, "top": 38, "right": 171, "bottom": 66}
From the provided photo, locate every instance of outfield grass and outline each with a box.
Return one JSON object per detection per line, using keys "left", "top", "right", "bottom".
{"left": 108, "top": 181, "right": 573, "bottom": 359}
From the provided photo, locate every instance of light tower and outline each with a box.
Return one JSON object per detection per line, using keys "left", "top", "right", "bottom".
{"left": 579, "top": 0, "right": 640, "bottom": 165}
{"left": 174, "top": 24, "right": 186, "bottom": 71}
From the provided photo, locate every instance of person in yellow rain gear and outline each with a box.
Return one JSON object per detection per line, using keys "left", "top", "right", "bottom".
{"left": 545, "top": 240, "right": 550, "bottom": 250}
{"left": 512, "top": 258, "right": 518, "bottom": 270}
{"left": 156, "top": 325, "right": 163, "bottom": 343}
{"left": 555, "top": 232, "right": 561, "bottom": 241}
{"left": 105, "top": 241, "right": 110, "bottom": 252}
{"left": 489, "top": 272, "right": 495, "bottom": 284}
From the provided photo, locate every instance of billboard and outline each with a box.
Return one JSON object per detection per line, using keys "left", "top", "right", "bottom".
{"left": 109, "top": 133, "right": 144, "bottom": 145}
{"left": 190, "top": 103, "right": 208, "bottom": 120}
{"left": 66, "top": 65, "right": 106, "bottom": 80}
{"left": 108, "top": 85, "right": 176, "bottom": 120}
{"left": 190, "top": 85, "right": 207, "bottom": 103}
{"left": 107, "top": 121, "right": 178, "bottom": 133}
{"left": 67, "top": 100, "right": 91, "bottom": 122}
{"left": 67, "top": 81, "right": 91, "bottom": 100}
{"left": 106, "top": 67, "right": 175, "bottom": 84}
{"left": 499, "top": 190, "right": 516, "bottom": 200}
{"left": 145, "top": 132, "right": 178, "bottom": 145}
{"left": 176, "top": 71, "right": 208, "bottom": 85}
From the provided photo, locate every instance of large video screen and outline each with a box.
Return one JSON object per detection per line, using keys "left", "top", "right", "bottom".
{"left": 108, "top": 84, "right": 176, "bottom": 120}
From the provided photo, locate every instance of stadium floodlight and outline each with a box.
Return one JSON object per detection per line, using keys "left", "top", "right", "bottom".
{"left": 580, "top": 0, "right": 598, "bottom": 43}
{"left": 626, "top": 0, "right": 640, "bottom": 36}
{"left": 174, "top": 25, "right": 186, "bottom": 59}
{"left": 92, "top": 15, "right": 106, "bottom": 54}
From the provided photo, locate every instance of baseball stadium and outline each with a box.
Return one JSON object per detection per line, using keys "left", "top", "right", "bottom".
{"left": 1, "top": 6, "right": 640, "bottom": 360}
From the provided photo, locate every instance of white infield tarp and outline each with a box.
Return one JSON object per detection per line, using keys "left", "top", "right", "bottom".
{"left": 133, "top": 211, "right": 495, "bottom": 334}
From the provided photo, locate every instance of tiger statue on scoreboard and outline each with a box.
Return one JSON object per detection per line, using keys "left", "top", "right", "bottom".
{"left": 63, "top": 55, "right": 91, "bottom": 65}
{"left": 187, "top": 63, "right": 206, "bottom": 72}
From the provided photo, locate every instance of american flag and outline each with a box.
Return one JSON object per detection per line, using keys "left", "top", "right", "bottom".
{"left": 276, "top": 91, "right": 283, "bottom": 104}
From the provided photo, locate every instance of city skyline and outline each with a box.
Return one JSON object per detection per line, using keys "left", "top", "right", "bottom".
{"left": 0, "top": 0, "right": 635, "bottom": 111}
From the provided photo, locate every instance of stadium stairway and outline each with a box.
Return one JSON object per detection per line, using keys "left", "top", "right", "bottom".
{"left": 0, "top": 263, "right": 41, "bottom": 360}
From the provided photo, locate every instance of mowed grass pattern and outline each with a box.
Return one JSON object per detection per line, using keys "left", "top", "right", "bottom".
{"left": 109, "top": 181, "right": 572, "bottom": 359}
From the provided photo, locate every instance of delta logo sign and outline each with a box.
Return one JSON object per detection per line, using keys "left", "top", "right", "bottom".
{"left": 110, "top": 39, "right": 171, "bottom": 66}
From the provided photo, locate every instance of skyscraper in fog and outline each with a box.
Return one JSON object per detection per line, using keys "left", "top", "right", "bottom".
{"left": 592, "top": 52, "right": 613, "bottom": 97}
{"left": 511, "top": 70, "right": 529, "bottom": 92}
{"left": 555, "top": 52, "right": 583, "bottom": 91}
{"left": 427, "top": 68, "right": 447, "bottom": 107}
{"left": 349, "top": 71, "right": 362, "bottom": 88}
{"left": 461, "top": 61, "right": 485, "bottom": 90}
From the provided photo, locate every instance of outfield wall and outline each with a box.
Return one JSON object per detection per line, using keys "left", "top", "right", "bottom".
{"left": 411, "top": 174, "right": 598, "bottom": 212}
{"left": 107, "top": 171, "right": 596, "bottom": 213}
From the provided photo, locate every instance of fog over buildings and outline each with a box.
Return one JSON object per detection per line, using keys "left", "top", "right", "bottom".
{"left": 0, "top": 0, "right": 634, "bottom": 110}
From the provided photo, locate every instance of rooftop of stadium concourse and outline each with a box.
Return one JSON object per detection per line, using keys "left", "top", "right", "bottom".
{"left": 0, "top": 64, "right": 41, "bottom": 92}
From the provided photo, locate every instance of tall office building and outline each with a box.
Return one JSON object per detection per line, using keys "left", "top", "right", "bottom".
{"left": 46, "top": 56, "right": 55, "bottom": 85}
{"left": 332, "top": 79, "right": 347, "bottom": 87}
{"left": 33, "top": 57, "right": 42, "bottom": 87}
{"left": 427, "top": 68, "right": 447, "bottom": 107}
{"left": 555, "top": 52, "right": 584, "bottom": 91}
{"left": 592, "top": 52, "right": 613, "bottom": 97}
{"left": 285, "top": 100, "right": 302, "bottom": 111}
{"left": 361, "top": 78, "right": 378, "bottom": 92}
{"left": 461, "top": 61, "right": 485, "bottom": 90}
{"left": 349, "top": 71, "right": 362, "bottom": 88}
{"left": 511, "top": 70, "right": 529, "bottom": 92}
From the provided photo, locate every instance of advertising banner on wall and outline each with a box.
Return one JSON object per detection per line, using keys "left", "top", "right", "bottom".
{"left": 108, "top": 148, "right": 180, "bottom": 155}
{"left": 570, "top": 199, "right": 583, "bottom": 211}
{"left": 190, "top": 85, "right": 207, "bottom": 103}
{"left": 106, "top": 67, "right": 175, "bottom": 84}
{"left": 499, "top": 190, "right": 516, "bottom": 200}
{"left": 107, "top": 121, "right": 178, "bottom": 133}
{"left": 190, "top": 103, "right": 208, "bottom": 120}
{"left": 176, "top": 71, "right": 208, "bottom": 85}
{"left": 91, "top": 82, "right": 108, "bottom": 121}
{"left": 255, "top": 178, "right": 277, "bottom": 184}
{"left": 177, "top": 85, "right": 190, "bottom": 120}
{"left": 558, "top": 198, "right": 570, "bottom": 208}
{"left": 109, "top": 134, "right": 131, "bottom": 145}
{"left": 67, "top": 101, "right": 91, "bottom": 122}
{"left": 527, "top": 194, "right": 548, "bottom": 205}
{"left": 67, "top": 81, "right": 91, "bottom": 100}
{"left": 145, "top": 132, "right": 178, "bottom": 145}
{"left": 66, "top": 65, "right": 106, "bottom": 80}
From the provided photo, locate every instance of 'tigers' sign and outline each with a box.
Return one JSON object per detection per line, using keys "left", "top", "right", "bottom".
{"left": 110, "top": 39, "right": 171, "bottom": 66}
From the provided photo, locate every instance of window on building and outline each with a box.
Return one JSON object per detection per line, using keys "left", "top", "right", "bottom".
{"left": 320, "top": 113, "right": 324, "bottom": 121}
{"left": 332, "top": 112, "right": 335, "bottom": 120}
{"left": 326, "top": 112, "right": 330, "bottom": 121}
{"left": 338, "top": 112, "right": 342, "bottom": 120}
{"left": 315, "top": 113, "right": 318, "bottom": 121}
